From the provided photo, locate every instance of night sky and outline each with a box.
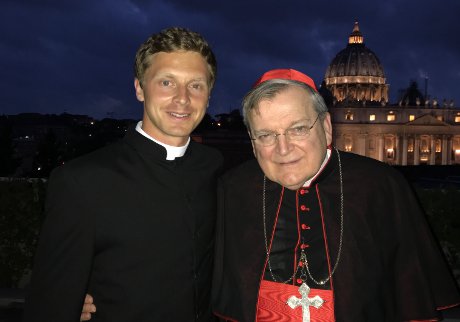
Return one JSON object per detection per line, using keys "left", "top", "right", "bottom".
{"left": 1, "top": 0, "right": 459, "bottom": 120}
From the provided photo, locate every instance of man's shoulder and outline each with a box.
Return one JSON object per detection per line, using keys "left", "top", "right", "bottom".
{"left": 50, "top": 139, "right": 127, "bottom": 178}
{"left": 341, "top": 151, "right": 396, "bottom": 172}
{"left": 221, "top": 158, "right": 261, "bottom": 185}
{"left": 189, "top": 141, "right": 224, "bottom": 168}
{"left": 339, "top": 150, "right": 408, "bottom": 185}
{"left": 190, "top": 140, "right": 223, "bottom": 158}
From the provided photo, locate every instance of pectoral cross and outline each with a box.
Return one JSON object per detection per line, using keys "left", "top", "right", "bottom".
{"left": 286, "top": 283, "right": 324, "bottom": 322}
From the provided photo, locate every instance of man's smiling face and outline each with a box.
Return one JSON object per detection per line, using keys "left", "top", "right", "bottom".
{"left": 135, "top": 50, "right": 211, "bottom": 146}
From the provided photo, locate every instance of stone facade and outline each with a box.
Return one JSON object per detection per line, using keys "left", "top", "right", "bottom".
{"left": 324, "top": 22, "right": 460, "bottom": 165}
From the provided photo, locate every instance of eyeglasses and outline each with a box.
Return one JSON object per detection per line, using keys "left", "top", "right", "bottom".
{"left": 250, "top": 113, "right": 322, "bottom": 147}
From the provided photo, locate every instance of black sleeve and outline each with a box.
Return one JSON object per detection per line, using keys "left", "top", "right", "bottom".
{"left": 23, "top": 165, "right": 95, "bottom": 322}
{"left": 211, "top": 177, "right": 225, "bottom": 315}
{"left": 388, "top": 171, "right": 460, "bottom": 320}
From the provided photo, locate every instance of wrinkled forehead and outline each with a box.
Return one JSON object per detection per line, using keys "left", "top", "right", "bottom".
{"left": 248, "top": 86, "right": 315, "bottom": 126}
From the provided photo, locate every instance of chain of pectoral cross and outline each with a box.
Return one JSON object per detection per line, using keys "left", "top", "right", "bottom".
{"left": 287, "top": 246, "right": 325, "bottom": 322}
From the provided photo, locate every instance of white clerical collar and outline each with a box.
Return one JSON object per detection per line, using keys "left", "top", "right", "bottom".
{"left": 303, "top": 148, "right": 332, "bottom": 187}
{"left": 135, "top": 121, "right": 190, "bottom": 160}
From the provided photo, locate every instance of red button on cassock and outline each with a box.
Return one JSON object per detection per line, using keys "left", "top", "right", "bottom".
{"left": 300, "top": 189, "right": 309, "bottom": 195}
{"left": 301, "top": 224, "right": 310, "bottom": 230}
{"left": 300, "top": 205, "right": 310, "bottom": 211}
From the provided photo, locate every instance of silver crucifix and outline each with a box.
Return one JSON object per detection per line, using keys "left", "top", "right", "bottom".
{"left": 286, "top": 283, "right": 324, "bottom": 322}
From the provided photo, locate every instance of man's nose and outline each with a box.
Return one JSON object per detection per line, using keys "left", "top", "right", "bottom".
{"left": 275, "top": 134, "right": 293, "bottom": 155}
{"left": 174, "top": 85, "right": 190, "bottom": 105}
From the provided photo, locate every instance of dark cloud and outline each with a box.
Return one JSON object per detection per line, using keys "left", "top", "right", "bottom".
{"left": 1, "top": 0, "right": 459, "bottom": 119}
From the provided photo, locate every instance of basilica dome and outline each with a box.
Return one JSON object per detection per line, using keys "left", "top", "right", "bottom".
{"left": 324, "top": 22, "right": 389, "bottom": 105}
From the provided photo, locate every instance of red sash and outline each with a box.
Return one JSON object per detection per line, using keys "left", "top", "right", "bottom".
{"left": 257, "top": 280, "right": 334, "bottom": 321}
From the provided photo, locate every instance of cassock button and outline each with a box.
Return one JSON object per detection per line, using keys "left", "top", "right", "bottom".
{"left": 301, "top": 224, "right": 310, "bottom": 230}
{"left": 300, "top": 243, "right": 309, "bottom": 249}
{"left": 300, "top": 205, "right": 310, "bottom": 211}
{"left": 300, "top": 189, "right": 309, "bottom": 195}
{"left": 296, "top": 278, "right": 303, "bottom": 285}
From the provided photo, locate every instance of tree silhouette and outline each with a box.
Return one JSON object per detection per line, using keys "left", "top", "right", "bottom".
{"left": 215, "top": 109, "right": 245, "bottom": 130}
{"left": 0, "top": 124, "right": 19, "bottom": 176}
{"left": 29, "top": 130, "right": 62, "bottom": 178}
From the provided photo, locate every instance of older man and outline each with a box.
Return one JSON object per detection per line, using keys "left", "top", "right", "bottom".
{"left": 212, "top": 69, "right": 460, "bottom": 321}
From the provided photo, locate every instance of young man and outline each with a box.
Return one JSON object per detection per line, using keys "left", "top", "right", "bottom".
{"left": 212, "top": 69, "right": 460, "bottom": 321}
{"left": 23, "top": 27, "right": 223, "bottom": 322}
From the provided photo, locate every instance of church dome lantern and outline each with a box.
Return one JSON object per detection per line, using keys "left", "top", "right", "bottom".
{"left": 324, "top": 22, "right": 389, "bottom": 105}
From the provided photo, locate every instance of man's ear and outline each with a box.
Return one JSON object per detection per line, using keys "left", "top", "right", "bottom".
{"left": 134, "top": 78, "right": 145, "bottom": 102}
{"left": 248, "top": 130, "right": 257, "bottom": 158}
{"left": 322, "top": 112, "right": 333, "bottom": 146}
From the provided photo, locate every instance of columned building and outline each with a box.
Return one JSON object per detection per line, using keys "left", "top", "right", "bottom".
{"left": 323, "top": 22, "right": 460, "bottom": 165}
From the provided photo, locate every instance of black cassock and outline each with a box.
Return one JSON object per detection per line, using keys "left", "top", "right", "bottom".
{"left": 213, "top": 148, "right": 460, "bottom": 322}
{"left": 24, "top": 127, "right": 223, "bottom": 322}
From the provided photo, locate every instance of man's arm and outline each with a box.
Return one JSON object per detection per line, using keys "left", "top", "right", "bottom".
{"left": 23, "top": 166, "right": 95, "bottom": 322}
{"left": 387, "top": 170, "right": 460, "bottom": 320}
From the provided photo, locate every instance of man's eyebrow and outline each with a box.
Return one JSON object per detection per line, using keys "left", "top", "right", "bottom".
{"left": 153, "top": 72, "right": 206, "bottom": 79}
{"left": 288, "top": 119, "right": 310, "bottom": 127}
{"left": 253, "top": 119, "right": 311, "bottom": 133}
{"left": 153, "top": 72, "right": 174, "bottom": 79}
{"left": 285, "top": 119, "right": 312, "bottom": 129}
{"left": 252, "top": 128, "right": 273, "bottom": 134}
{"left": 190, "top": 77, "right": 207, "bottom": 81}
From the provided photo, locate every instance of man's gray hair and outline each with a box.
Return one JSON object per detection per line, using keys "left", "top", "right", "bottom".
{"left": 242, "top": 79, "right": 328, "bottom": 130}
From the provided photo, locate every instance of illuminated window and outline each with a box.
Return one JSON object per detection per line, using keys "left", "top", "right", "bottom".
{"left": 386, "top": 148, "right": 394, "bottom": 159}
{"left": 387, "top": 112, "right": 395, "bottom": 121}
{"left": 385, "top": 137, "right": 394, "bottom": 159}
{"left": 436, "top": 115, "right": 443, "bottom": 121}
{"left": 453, "top": 138, "right": 460, "bottom": 157}
{"left": 456, "top": 113, "right": 460, "bottom": 122}
{"left": 409, "top": 115, "right": 415, "bottom": 121}
{"left": 420, "top": 138, "right": 430, "bottom": 153}
{"left": 408, "top": 139, "right": 414, "bottom": 152}
{"left": 344, "top": 137, "right": 352, "bottom": 151}
{"left": 435, "top": 139, "right": 441, "bottom": 153}
{"left": 369, "top": 114, "right": 376, "bottom": 121}
{"left": 345, "top": 112, "right": 354, "bottom": 120}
